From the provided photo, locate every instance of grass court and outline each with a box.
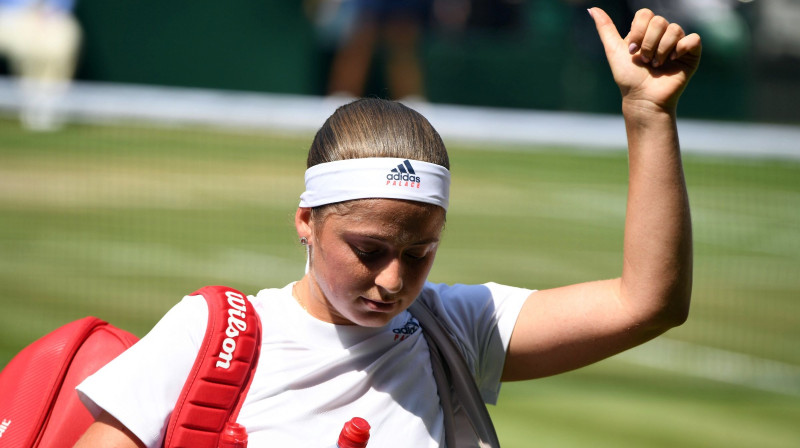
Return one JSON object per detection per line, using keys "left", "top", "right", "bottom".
{"left": 0, "top": 118, "right": 798, "bottom": 447}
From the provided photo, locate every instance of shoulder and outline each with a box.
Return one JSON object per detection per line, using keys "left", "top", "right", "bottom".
{"left": 149, "top": 293, "right": 210, "bottom": 346}
{"left": 420, "top": 281, "right": 534, "bottom": 312}
{"left": 248, "top": 283, "right": 295, "bottom": 314}
{"left": 250, "top": 283, "right": 293, "bottom": 302}
{"left": 418, "top": 281, "right": 533, "bottom": 346}
{"left": 75, "top": 293, "right": 213, "bottom": 447}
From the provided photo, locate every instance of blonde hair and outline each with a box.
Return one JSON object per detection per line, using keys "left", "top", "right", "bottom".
{"left": 306, "top": 98, "right": 449, "bottom": 222}
{"left": 307, "top": 98, "right": 449, "bottom": 169}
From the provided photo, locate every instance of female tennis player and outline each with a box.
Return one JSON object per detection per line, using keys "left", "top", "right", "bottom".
{"left": 74, "top": 7, "right": 700, "bottom": 447}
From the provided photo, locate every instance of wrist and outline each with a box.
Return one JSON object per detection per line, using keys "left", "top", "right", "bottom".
{"left": 622, "top": 100, "right": 678, "bottom": 131}
{"left": 622, "top": 97, "right": 677, "bottom": 116}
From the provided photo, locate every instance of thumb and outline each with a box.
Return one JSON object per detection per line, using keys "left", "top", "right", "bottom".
{"left": 588, "top": 7, "right": 622, "bottom": 51}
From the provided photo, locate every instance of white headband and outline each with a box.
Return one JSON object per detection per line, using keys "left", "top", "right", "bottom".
{"left": 299, "top": 157, "right": 450, "bottom": 211}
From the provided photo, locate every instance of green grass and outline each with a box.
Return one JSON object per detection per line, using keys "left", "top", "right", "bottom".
{"left": 1, "top": 118, "right": 798, "bottom": 446}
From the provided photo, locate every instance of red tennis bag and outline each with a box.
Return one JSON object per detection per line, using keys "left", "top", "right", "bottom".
{"left": 0, "top": 286, "right": 261, "bottom": 448}
{"left": 0, "top": 317, "right": 138, "bottom": 447}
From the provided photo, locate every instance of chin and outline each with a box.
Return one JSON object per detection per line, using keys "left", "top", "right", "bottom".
{"left": 345, "top": 310, "right": 401, "bottom": 327}
{"left": 351, "top": 315, "right": 393, "bottom": 328}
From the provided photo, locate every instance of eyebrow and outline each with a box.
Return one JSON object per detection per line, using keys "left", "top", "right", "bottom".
{"left": 346, "top": 231, "right": 440, "bottom": 247}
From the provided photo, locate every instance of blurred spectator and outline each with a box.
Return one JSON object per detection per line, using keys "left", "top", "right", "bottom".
{"left": 0, "top": 0, "right": 81, "bottom": 131}
{"left": 431, "top": 0, "right": 471, "bottom": 34}
{"left": 310, "top": 0, "right": 431, "bottom": 101}
{"left": 752, "top": 0, "right": 800, "bottom": 60}
{"left": 431, "top": 0, "right": 524, "bottom": 35}
{"left": 307, "top": 0, "right": 359, "bottom": 48}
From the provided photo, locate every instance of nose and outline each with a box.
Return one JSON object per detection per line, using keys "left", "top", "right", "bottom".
{"left": 374, "top": 257, "right": 403, "bottom": 294}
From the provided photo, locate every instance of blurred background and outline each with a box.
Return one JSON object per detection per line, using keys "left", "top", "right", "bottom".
{"left": 3, "top": 0, "right": 798, "bottom": 121}
{"left": 1, "top": 0, "right": 798, "bottom": 447}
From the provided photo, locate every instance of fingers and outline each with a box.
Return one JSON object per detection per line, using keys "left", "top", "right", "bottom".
{"left": 675, "top": 32, "right": 703, "bottom": 60}
{"left": 657, "top": 23, "right": 686, "bottom": 65}
{"left": 640, "top": 17, "right": 668, "bottom": 65}
{"left": 624, "top": 8, "right": 655, "bottom": 55}
{"left": 588, "top": 7, "right": 621, "bottom": 51}
{"left": 625, "top": 9, "right": 697, "bottom": 68}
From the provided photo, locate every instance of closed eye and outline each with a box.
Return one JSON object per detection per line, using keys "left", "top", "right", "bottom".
{"left": 404, "top": 251, "right": 427, "bottom": 260}
{"left": 404, "top": 244, "right": 436, "bottom": 260}
{"left": 351, "top": 245, "right": 382, "bottom": 260}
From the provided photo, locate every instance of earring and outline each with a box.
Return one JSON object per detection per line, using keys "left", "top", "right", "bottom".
{"left": 299, "top": 236, "right": 308, "bottom": 246}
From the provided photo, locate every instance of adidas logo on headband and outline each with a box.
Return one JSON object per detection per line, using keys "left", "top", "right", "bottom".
{"left": 386, "top": 159, "right": 422, "bottom": 188}
{"left": 299, "top": 157, "right": 449, "bottom": 210}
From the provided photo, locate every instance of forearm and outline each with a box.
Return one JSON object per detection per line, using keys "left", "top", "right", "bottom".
{"left": 503, "top": 8, "right": 700, "bottom": 381}
{"left": 619, "top": 100, "right": 693, "bottom": 328}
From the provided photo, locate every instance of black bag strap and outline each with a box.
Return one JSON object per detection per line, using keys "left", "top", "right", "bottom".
{"left": 409, "top": 300, "right": 500, "bottom": 448}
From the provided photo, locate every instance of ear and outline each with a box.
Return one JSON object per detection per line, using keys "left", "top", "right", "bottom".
{"left": 295, "top": 207, "right": 313, "bottom": 243}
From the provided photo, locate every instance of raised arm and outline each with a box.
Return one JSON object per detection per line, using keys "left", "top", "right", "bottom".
{"left": 502, "top": 7, "right": 700, "bottom": 381}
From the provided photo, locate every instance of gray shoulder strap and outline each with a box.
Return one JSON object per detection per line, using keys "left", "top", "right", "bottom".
{"left": 409, "top": 300, "right": 501, "bottom": 448}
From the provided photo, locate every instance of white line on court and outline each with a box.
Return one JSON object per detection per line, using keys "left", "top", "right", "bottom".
{"left": 0, "top": 76, "right": 798, "bottom": 159}
{"left": 615, "top": 337, "right": 800, "bottom": 397}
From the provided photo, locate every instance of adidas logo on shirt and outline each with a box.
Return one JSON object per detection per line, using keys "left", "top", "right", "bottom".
{"left": 386, "top": 159, "right": 421, "bottom": 188}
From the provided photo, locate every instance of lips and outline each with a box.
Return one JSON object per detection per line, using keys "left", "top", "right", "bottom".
{"left": 360, "top": 297, "right": 397, "bottom": 312}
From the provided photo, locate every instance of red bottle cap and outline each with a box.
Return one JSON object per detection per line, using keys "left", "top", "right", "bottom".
{"left": 337, "top": 417, "right": 371, "bottom": 448}
{"left": 218, "top": 422, "right": 248, "bottom": 448}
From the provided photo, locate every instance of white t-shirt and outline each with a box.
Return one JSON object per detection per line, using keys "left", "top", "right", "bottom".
{"left": 77, "top": 281, "right": 530, "bottom": 447}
